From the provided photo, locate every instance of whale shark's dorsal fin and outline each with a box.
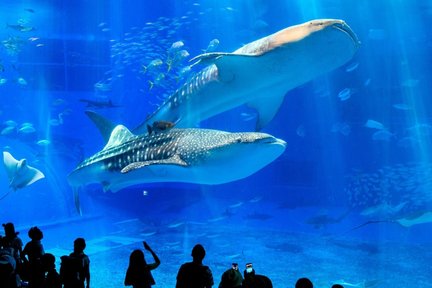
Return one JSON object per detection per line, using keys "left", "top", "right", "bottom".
{"left": 103, "top": 125, "right": 135, "bottom": 150}
{"left": 85, "top": 110, "right": 117, "bottom": 143}
{"left": 2, "top": 151, "right": 45, "bottom": 193}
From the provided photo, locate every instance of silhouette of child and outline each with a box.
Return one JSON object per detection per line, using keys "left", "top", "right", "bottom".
{"left": 41, "top": 253, "right": 61, "bottom": 288}
{"left": 23, "top": 226, "right": 45, "bottom": 288}
{"left": 295, "top": 277, "right": 313, "bottom": 288}
{"left": 62, "top": 238, "right": 90, "bottom": 288}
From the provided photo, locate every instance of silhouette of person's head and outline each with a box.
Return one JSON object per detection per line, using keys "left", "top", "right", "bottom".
{"left": 129, "top": 249, "right": 146, "bottom": 267}
{"left": 28, "top": 227, "right": 43, "bottom": 241}
{"left": 2, "top": 223, "right": 18, "bottom": 238}
{"left": 243, "top": 263, "right": 255, "bottom": 279}
{"left": 295, "top": 277, "right": 313, "bottom": 288}
{"left": 221, "top": 267, "right": 243, "bottom": 288}
{"left": 73, "top": 238, "right": 86, "bottom": 253}
{"left": 41, "top": 253, "right": 56, "bottom": 271}
{"left": 331, "top": 285, "right": 344, "bottom": 288}
{"left": 191, "top": 244, "right": 205, "bottom": 262}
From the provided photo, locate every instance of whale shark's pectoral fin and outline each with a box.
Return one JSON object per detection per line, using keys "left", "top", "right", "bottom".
{"left": 189, "top": 52, "right": 233, "bottom": 67}
{"left": 121, "top": 155, "right": 188, "bottom": 174}
{"left": 246, "top": 88, "right": 287, "bottom": 131}
{"left": 72, "top": 186, "right": 82, "bottom": 216}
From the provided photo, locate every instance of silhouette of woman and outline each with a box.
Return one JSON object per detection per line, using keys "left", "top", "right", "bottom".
{"left": 125, "top": 241, "right": 160, "bottom": 288}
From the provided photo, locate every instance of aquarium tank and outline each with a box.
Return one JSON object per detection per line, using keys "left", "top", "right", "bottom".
{"left": 0, "top": 0, "right": 431, "bottom": 287}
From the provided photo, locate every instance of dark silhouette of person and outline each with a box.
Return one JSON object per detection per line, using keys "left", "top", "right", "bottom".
{"left": 0, "top": 247, "right": 19, "bottom": 288}
{"left": 176, "top": 244, "right": 214, "bottom": 288}
{"left": 242, "top": 263, "right": 272, "bottom": 288}
{"left": 331, "top": 285, "right": 344, "bottom": 288}
{"left": 61, "top": 237, "right": 90, "bottom": 288}
{"left": 22, "top": 226, "right": 45, "bottom": 288}
{"left": 41, "top": 253, "right": 61, "bottom": 288}
{"left": 125, "top": 241, "right": 160, "bottom": 288}
{"left": 1, "top": 223, "right": 23, "bottom": 281}
{"left": 295, "top": 277, "right": 313, "bottom": 288}
{"left": 218, "top": 263, "right": 243, "bottom": 288}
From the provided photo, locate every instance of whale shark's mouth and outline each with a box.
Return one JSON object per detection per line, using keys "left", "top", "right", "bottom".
{"left": 331, "top": 20, "right": 361, "bottom": 47}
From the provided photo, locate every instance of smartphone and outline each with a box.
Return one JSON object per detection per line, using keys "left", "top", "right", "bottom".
{"left": 246, "top": 263, "right": 253, "bottom": 273}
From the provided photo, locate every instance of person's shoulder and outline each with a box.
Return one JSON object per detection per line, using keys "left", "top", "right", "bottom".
{"left": 15, "top": 237, "right": 23, "bottom": 246}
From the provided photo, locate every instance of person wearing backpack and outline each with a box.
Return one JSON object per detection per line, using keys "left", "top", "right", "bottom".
{"left": 60, "top": 238, "right": 90, "bottom": 288}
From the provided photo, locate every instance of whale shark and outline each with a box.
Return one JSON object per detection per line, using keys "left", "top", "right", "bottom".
{"left": 1, "top": 151, "right": 45, "bottom": 199}
{"left": 134, "top": 19, "right": 360, "bottom": 132}
{"left": 68, "top": 124, "right": 286, "bottom": 213}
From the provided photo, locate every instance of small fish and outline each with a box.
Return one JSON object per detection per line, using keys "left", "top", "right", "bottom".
{"left": 249, "top": 196, "right": 262, "bottom": 203}
{"left": 168, "top": 221, "right": 185, "bottom": 228}
{"left": 240, "top": 112, "right": 256, "bottom": 122}
{"left": 94, "top": 81, "right": 111, "bottom": 92}
{"left": 142, "top": 59, "right": 163, "bottom": 73}
{"left": 345, "top": 62, "right": 359, "bottom": 72}
{"left": 175, "top": 49, "right": 189, "bottom": 61}
{"left": 364, "top": 119, "right": 385, "bottom": 130}
{"left": 18, "top": 125, "right": 36, "bottom": 134}
{"left": 229, "top": 201, "right": 244, "bottom": 208}
{"left": 4, "top": 120, "right": 17, "bottom": 127}
{"left": 1, "top": 126, "right": 16, "bottom": 135}
{"left": 36, "top": 139, "right": 51, "bottom": 146}
{"left": 7, "top": 24, "right": 36, "bottom": 32}
{"left": 24, "top": 8, "right": 35, "bottom": 13}
{"left": 331, "top": 122, "right": 351, "bottom": 136}
{"left": 392, "top": 103, "right": 411, "bottom": 110}
{"left": 17, "top": 77, "right": 27, "bottom": 86}
{"left": 296, "top": 124, "right": 306, "bottom": 137}
{"left": 170, "top": 40, "right": 184, "bottom": 51}
{"left": 364, "top": 78, "right": 371, "bottom": 86}
{"left": 338, "top": 88, "right": 352, "bottom": 101}
{"left": 147, "top": 120, "right": 175, "bottom": 134}
{"left": 372, "top": 130, "right": 393, "bottom": 141}
{"left": 0, "top": 78, "right": 7, "bottom": 85}
{"left": 204, "top": 38, "right": 220, "bottom": 52}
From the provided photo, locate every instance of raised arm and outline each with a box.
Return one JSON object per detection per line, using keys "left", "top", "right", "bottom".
{"left": 143, "top": 241, "right": 160, "bottom": 270}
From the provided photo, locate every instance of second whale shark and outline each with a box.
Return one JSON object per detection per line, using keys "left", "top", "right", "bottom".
{"left": 135, "top": 19, "right": 360, "bottom": 132}
{"left": 68, "top": 124, "right": 286, "bottom": 213}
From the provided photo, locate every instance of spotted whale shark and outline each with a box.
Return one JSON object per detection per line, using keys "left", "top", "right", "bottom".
{"left": 134, "top": 19, "right": 360, "bottom": 132}
{"left": 68, "top": 124, "right": 286, "bottom": 213}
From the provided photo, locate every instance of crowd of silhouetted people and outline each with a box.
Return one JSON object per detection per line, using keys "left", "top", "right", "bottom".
{"left": 1, "top": 221, "right": 346, "bottom": 288}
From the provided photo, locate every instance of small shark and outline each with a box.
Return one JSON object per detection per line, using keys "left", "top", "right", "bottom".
{"left": 68, "top": 124, "right": 286, "bottom": 214}
{"left": 134, "top": 19, "right": 360, "bottom": 132}
{"left": 79, "top": 98, "right": 121, "bottom": 109}
{"left": 1, "top": 151, "right": 45, "bottom": 199}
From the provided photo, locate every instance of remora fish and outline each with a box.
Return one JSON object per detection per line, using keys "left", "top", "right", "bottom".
{"left": 135, "top": 19, "right": 360, "bottom": 132}
{"left": 68, "top": 124, "right": 286, "bottom": 214}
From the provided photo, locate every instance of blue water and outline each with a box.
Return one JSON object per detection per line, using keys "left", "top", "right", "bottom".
{"left": 1, "top": 0, "right": 432, "bottom": 287}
